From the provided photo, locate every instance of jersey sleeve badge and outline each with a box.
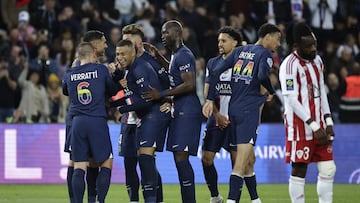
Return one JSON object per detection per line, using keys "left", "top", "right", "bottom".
{"left": 286, "top": 79, "right": 294, "bottom": 90}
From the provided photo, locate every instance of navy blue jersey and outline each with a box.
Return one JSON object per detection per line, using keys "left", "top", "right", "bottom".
{"left": 168, "top": 45, "right": 201, "bottom": 115}
{"left": 140, "top": 51, "right": 170, "bottom": 90}
{"left": 118, "top": 57, "right": 163, "bottom": 118}
{"left": 62, "top": 63, "right": 120, "bottom": 118}
{"left": 208, "top": 44, "right": 273, "bottom": 111}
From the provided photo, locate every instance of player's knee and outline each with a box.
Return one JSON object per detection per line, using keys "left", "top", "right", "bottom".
{"left": 201, "top": 155, "right": 213, "bottom": 167}
{"left": 317, "top": 160, "right": 336, "bottom": 178}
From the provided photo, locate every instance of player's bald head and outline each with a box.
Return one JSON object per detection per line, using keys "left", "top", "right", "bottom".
{"left": 77, "top": 42, "right": 94, "bottom": 58}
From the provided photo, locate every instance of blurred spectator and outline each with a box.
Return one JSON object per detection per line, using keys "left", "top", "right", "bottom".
{"left": 17, "top": 10, "right": 36, "bottom": 51}
{"left": 47, "top": 73, "right": 68, "bottom": 123}
{"left": 105, "top": 27, "right": 121, "bottom": 63}
{"left": 101, "top": 8, "right": 122, "bottom": 37}
{"left": 30, "top": 0, "right": 60, "bottom": 42}
{"left": 0, "top": 57, "right": 18, "bottom": 122}
{"left": 29, "top": 42, "right": 58, "bottom": 86}
{"left": 29, "top": 29, "right": 52, "bottom": 59}
{"left": 1, "top": 0, "right": 29, "bottom": 31}
{"left": 13, "top": 62, "right": 49, "bottom": 123}
{"left": 55, "top": 38, "right": 75, "bottom": 78}
{"left": 326, "top": 72, "right": 342, "bottom": 123}
{"left": 115, "top": 0, "right": 150, "bottom": 26}
{"left": 253, "top": 0, "right": 292, "bottom": 25}
{"left": 308, "top": 0, "right": 338, "bottom": 51}
{"left": 136, "top": 8, "right": 156, "bottom": 42}
{"left": 339, "top": 62, "right": 360, "bottom": 123}
{"left": 290, "top": 0, "right": 309, "bottom": 23}
{"left": 182, "top": 26, "right": 201, "bottom": 58}
{"left": 195, "top": 57, "right": 205, "bottom": 105}
{"left": 336, "top": 33, "right": 359, "bottom": 58}
{"left": 57, "top": 5, "right": 81, "bottom": 40}
{"left": 329, "top": 45, "right": 354, "bottom": 78}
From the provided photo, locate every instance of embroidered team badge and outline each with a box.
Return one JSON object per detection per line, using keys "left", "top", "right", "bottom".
{"left": 267, "top": 57, "right": 273, "bottom": 67}
{"left": 286, "top": 79, "right": 294, "bottom": 90}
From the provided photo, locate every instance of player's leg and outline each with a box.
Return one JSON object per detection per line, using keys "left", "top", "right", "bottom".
{"left": 243, "top": 150, "right": 261, "bottom": 203}
{"left": 289, "top": 162, "right": 308, "bottom": 203}
{"left": 97, "top": 158, "right": 113, "bottom": 203}
{"left": 138, "top": 147, "right": 157, "bottom": 203}
{"left": 119, "top": 123, "right": 140, "bottom": 202}
{"left": 156, "top": 167, "right": 163, "bottom": 203}
{"left": 72, "top": 162, "right": 87, "bottom": 203}
{"left": 202, "top": 150, "right": 223, "bottom": 202}
{"left": 87, "top": 158, "right": 99, "bottom": 203}
{"left": 202, "top": 127, "right": 226, "bottom": 203}
{"left": 312, "top": 144, "right": 336, "bottom": 203}
{"left": 174, "top": 151, "right": 196, "bottom": 203}
{"left": 227, "top": 143, "right": 253, "bottom": 203}
{"left": 67, "top": 159, "right": 75, "bottom": 203}
{"left": 88, "top": 117, "right": 113, "bottom": 203}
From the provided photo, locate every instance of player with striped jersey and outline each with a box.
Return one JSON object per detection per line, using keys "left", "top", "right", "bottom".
{"left": 279, "top": 22, "right": 336, "bottom": 203}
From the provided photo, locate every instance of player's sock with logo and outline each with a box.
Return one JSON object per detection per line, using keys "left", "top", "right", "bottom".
{"left": 156, "top": 169, "right": 163, "bottom": 203}
{"left": 289, "top": 176, "right": 305, "bottom": 203}
{"left": 175, "top": 160, "right": 196, "bottom": 203}
{"left": 317, "top": 175, "right": 334, "bottom": 203}
{"left": 72, "top": 168, "right": 85, "bottom": 203}
{"left": 87, "top": 167, "right": 99, "bottom": 202}
{"left": 67, "top": 166, "right": 74, "bottom": 203}
{"left": 228, "top": 173, "right": 244, "bottom": 201}
{"left": 203, "top": 164, "right": 219, "bottom": 197}
{"left": 96, "top": 167, "right": 112, "bottom": 203}
{"left": 138, "top": 154, "right": 157, "bottom": 202}
{"left": 244, "top": 173, "right": 259, "bottom": 200}
{"left": 124, "top": 157, "right": 140, "bottom": 201}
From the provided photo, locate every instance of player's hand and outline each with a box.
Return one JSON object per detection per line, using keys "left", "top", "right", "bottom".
{"left": 202, "top": 100, "right": 214, "bottom": 118}
{"left": 314, "top": 128, "right": 330, "bottom": 146}
{"left": 119, "top": 79, "right": 127, "bottom": 88}
{"left": 214, "top": 112, "right": 229, "bottom": 129}
{"left": 142, "top": 85, "right": 161, "bottom": 101}
{"left": 160, "top": 102, "right": 171, "bottom": 113}
{"left": 326, "top": 125, "right": 335, "bottom": 143}
{"left": 108, "top": 62, "right": 117, "bottom": 74}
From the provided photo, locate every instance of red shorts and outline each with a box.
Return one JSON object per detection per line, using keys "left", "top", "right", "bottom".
{"left": 285, "top": 139, "right": 333, "bottom": 163}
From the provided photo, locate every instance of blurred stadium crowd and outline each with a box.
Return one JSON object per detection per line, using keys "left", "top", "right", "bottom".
{"left": 0, "top": 0, "right": 359, "bottom": 124}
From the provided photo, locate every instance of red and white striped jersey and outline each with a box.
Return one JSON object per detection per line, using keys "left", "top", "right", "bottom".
{"left": 279, "top": 51, "right": 331, "bottom": 141}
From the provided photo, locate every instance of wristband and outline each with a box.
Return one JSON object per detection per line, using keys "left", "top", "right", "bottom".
{"left": 160, "top": 90, "right": 167, "bottom": 98}
{"left": 309, "top": 121, "right": 320, "bottom": 132}
{"left": 325, "top": 117, "right": 334, "bottom": 126}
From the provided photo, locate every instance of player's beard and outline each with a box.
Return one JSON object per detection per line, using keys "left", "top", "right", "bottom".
{"left": 300, "top": 51, "right": 316, "bottom": 61}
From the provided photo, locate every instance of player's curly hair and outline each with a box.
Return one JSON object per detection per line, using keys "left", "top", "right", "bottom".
{"left": 218, "top": 26, "right": 243, "bottom": 46}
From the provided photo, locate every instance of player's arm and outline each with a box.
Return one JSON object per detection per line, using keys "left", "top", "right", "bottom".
{"left": 104, "top": 66, "right": 122, "bottom": 96}
{"left": 142, "top": 52, "right": 197, "bottom": 100}
{"left": 258, "top": 52, "right": 275, "bottom": 95}
{"left": 143, "top": 42, "right": 169, "bottom": 71}
{"left": 318, "top": 60, "right": 335, "bottom": 139}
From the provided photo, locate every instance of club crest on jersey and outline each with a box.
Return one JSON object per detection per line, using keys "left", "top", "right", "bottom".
{"left": 267, "top": 58, "right": 273, "bottom": 67}
{"left": 296, "top": 150, "right": 304, "bottom": 159}
{"left": 286, "top": 79, "right": 294, "bottom": 90}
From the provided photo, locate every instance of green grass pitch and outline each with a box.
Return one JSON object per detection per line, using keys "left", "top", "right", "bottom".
{"left": 0, "top": 184, "right": 357, "bottom": 202}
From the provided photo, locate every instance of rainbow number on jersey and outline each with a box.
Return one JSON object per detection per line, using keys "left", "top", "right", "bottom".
{"left": 77, "top": 81, "right": 92, "bottom": 105}
{"left": 232, "top": 59, "right": 254, "bottom": 84}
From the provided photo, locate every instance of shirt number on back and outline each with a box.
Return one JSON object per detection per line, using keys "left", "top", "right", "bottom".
{"left": 77, "top": 81, "right": 92, "bottom": 105}
{"left": 232, "top": 59, "right": 254, "bottom": 83}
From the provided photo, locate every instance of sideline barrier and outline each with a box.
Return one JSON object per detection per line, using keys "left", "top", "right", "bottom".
{"left": 0, "top": 124, "right": 359, "bottom": 184}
